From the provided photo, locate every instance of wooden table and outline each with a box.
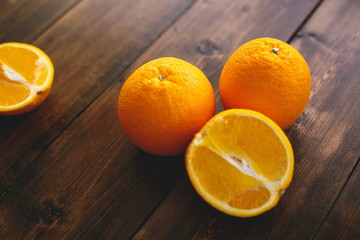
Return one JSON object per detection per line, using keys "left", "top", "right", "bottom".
{"left": 1, "top": 0, "right": 359, "bottom": 239}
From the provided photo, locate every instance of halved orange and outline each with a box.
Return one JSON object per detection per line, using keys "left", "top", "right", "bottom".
{"left": 0, "top": 42, "right": 54, "bottom": 115}
{"left": 185, "top": 109, "right": 294, "bottom": 217}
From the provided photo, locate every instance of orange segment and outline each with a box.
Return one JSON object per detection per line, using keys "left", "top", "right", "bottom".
{"left": 186, "top": 109, "right": 294, "bottom": 217}
{"left": 191, "top": 146, "right": 264, "bottom": 202}
{"left": 0, "top": 42, "right": 54, "bottom": 115}
{"left": 0, "top": 80, "right": 31, "bottom": 106}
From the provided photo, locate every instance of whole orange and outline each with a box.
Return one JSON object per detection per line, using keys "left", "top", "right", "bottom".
{"left": 118, "top": 57, "right": 216, "bottom": 156}
{"left": 219, "top": 38, "right": 311, "bottom": 129}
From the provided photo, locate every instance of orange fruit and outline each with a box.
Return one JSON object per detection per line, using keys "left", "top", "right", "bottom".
{"left": 118, "top": 57, "right": 216, "bottom": 156}
{"left": 219, "top": 37, "right": 311, "bottom": 129}
{"left": 186, "top": 109, "right": 294, "bottom": 217}
{"left": 0, "top": 42, "right": 54, "bottom": 115}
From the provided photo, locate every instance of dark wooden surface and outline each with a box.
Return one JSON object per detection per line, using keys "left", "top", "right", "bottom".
{"left": 0, "top": 0, "right": 359, "bottom": 239}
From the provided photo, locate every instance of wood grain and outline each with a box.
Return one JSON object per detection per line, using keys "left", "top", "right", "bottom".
{"left": 134, "top": 0, "right": 360, "bottom": 239}
{"left": 0, "top": 0, "right": 321, "bottom": 239}
{"left": 2, "top": 0, "right": 359, "bottom": 239}
{"left": 132, "top": 177, "right": 219, "bottom": 240}
{"left": 314, "top": 160, "right": 360, "bottom": 240}
{"left": 0, "top": 0, "right": 195, "bottom": 193}
{"left": 0, "top": 0, "right": 80, "bottom": 42}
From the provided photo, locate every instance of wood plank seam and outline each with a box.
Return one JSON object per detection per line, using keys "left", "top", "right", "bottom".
{"left": 28, "top": 0, "right": 85, "bottom": 43}
{"left": 280, "top": 2, "right": 359, "bottom": 237}
{"left": 0, "top": 0, "right": 82, "bottom": 43}
{"left": 0, "top": 0, "right": 199, "bottom": 202}
{"left": 278, "top": 93, "right": 356, "bottom": 239}
{"left": 126, "top": 175, "right": 189, "bottom": 240}
{"left": 311, "top": 157, "right": 360, "bottom": 240}
{"left": 287, "top": 0, "right": 325, "bottom": 43}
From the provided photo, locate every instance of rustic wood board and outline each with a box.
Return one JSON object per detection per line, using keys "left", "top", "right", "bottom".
{"left": 314, "top": 161, "right": 360, "bottom": 239}
{"left": 1, "top": 0, "right": 322, "bottom": 239}
{"left": 0, "top": 0, "right": 81, "bottom": 42}
{"left": 134, "top": 0, "right": 360, "bottom": 239}
{"left": 1, "top": 0, "right": 359, "bottom": 239}
{"left": 0, "top": 0, "right": 195, "bottom": 193}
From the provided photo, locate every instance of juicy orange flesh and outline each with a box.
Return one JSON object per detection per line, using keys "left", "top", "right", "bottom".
{"left": 192, "top": 146, "right": 271, "bottom": 209}
{"left": 229, "top": 185, "right": 271, "bottom": 209}
{"left": 0, "top": 46, "right": 48, "bottom": 86}
{"left": 204, "top": 114, "right": 288, "bottom": 182}
{"left": 0, "top": 45, "right": 49, "bottom": 106}
{"left": 190, "top": 114, "right": 288, "bottom": 209}
{"left": 0, "top": 66, "right": 30, "bottom": 105}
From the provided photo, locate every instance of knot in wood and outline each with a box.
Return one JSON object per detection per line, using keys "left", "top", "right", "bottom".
{"left": 40, "top": 202, "right": 63, "bottom": 224}
{"left": 196, "top": 39, "right": 220, "bottom": 56}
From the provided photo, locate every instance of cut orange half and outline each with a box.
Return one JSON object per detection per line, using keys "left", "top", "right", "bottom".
{"left": 185, "top": 109, "right": 294, "bottom": 217}
{"left": 0, "top": 42, "right": 54, "bottom": 115}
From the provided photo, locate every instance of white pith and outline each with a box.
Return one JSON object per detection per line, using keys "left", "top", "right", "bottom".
{"left": 0, "top": 52, "right": 51, "bottom": 110}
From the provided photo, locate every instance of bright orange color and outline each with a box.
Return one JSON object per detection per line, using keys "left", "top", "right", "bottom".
{"left": 0, "top": 42, "right": 54, "bottom": 115}
{"left": 219, "top": 38, "right": 311, "bottom": 129}
{"left": 118, "top": 57, "right": 216, "bottom": 156}
{"left": 186, "top": 109, "right": 294, "bottom": 217}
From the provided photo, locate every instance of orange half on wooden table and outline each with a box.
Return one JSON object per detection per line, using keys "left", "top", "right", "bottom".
{"left": 186, "top": 109, "right": 294, "bottom": 217}
{"left": 0, "top": 42, "right": 54, "bottom": 115}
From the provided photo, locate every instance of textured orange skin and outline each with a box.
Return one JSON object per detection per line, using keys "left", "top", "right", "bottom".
{"left": 219, "top": 38, "right": 311, "bottom": 129}
{"left": 118, "top": 57, "right": 216, "bottom": 156}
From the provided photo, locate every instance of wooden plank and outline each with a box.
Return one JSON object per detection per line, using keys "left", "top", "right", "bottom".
{"left": 0, "top": 0, "right": 321, "bottom": 239}
{"left": 0, "top": 82, "right": 186, "bottom": 239}
{"left": 0, "top": 96, "right": 183, "bottom": 237}
{"left": 0, "top": 0, "right": 195, "bottom": 193}
{"left": 314, "top": 161, "right": 360, "bottom": 240}
{"left": 0, "top": 0, "right": 80, "bottom": 42}
{"left": 134, "top": 0, "right": 360, "bottom": 239}
{"left": 132, "top": 177, "right": 219, "bottom": 240}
